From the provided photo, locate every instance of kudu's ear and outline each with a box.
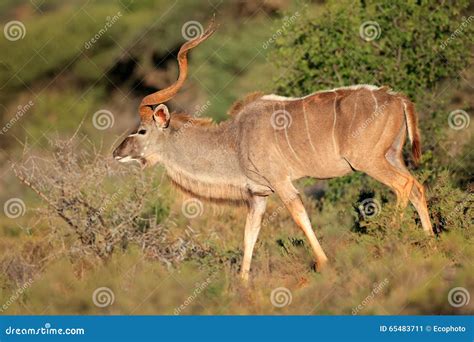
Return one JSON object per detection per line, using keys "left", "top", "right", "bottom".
{"left": 153, "top": 104, "right": 170, "bottom": 128}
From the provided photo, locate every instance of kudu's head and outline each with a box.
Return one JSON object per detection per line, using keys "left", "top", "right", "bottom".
{"left": 113, "top": 19, "right": 216, "bottom": 166}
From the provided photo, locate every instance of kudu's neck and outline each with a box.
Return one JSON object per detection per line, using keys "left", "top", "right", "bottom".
{"left": 160, "top": 121, "right": 249, "bottom": 203}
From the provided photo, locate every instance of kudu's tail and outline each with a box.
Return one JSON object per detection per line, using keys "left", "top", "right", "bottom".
{"left": 402, "top": 98, "right": 421, "bottom": 166}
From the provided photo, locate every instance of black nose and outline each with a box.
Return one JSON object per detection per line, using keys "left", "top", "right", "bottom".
{"left": 113, "top": 141, "right": 125, "bottom": 159}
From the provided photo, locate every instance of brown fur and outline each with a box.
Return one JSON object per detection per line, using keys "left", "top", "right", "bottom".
{"left": 170, "top": 113, "right": 215, "bottom": 128}
{"left": 227, "top": 91, "right": 264, "bottom": 117}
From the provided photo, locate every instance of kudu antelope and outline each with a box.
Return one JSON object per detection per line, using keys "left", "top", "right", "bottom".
{"left": 113, "top": 19, "right": 434, "bottom": 281}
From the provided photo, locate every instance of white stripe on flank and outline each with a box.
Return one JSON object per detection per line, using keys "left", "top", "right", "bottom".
{"left": 273, "top": 130, "right": 293, "bottom": 175}
{"left": 371, "top": 90, "right": 378, "bottom": 111}
{"left": 348, "top": 91, "right": 359, "bottom": 133}
{"left": 284, "top": 127, "right": 305, "bottom": 167}
{"left": 302, "top": 101, "right": 317, "bottom": 155}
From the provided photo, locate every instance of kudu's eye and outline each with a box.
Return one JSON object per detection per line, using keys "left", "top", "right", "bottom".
{"left": 138, "top": 129, "right": 147, "bottom": 135}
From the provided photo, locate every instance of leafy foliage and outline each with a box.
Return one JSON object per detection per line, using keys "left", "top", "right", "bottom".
{"left": 271, "top": 0, "right": 473, "bottom": 99}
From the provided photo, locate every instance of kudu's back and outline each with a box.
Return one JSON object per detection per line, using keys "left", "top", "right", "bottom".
{"left": 234, "top": 85, "right": 413, "bottom": 185}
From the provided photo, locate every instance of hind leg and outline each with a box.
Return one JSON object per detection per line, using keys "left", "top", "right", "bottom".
{"left": 386, "top": 148, "right": 434, "bottom": 235}
{"left": 382, "top": 126, "right": 434, "bottom": 235}
{"left": 407, "top": 179, "right": 434, "bottom": 235}
{"left": 273, "top": 181, "right": 328, "bottom": 271}
{"left": 360, "top": 158, "right": 414, "bottom": 210}
{"left": 362, "top": 159, "right": 434, "bottom": 236}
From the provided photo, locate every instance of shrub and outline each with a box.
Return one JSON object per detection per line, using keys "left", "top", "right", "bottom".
{"left": 271, "top": 0, "right": 473, "bottom": 99}
{"left": 12, "top": 136, "right": 211, "bottom": 264}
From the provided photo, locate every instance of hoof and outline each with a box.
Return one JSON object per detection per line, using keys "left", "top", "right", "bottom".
{"left": 240, "top": 271, "right": 250, "bottom": 284}
{"left": 316, "top": 257, "right": 328, "bottom": 272}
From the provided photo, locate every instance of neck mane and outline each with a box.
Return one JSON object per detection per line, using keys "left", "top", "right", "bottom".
{"left": 161, "top": 115, "right": 250, "bottom": 205}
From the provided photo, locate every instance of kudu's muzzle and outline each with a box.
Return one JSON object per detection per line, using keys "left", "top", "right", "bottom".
{"left": 113, "top": 136, "right": 142, "bottom": 164}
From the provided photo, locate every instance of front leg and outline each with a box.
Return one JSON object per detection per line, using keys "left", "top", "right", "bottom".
{"left": 241, "top": 195, "right": 267, "bottom": 282}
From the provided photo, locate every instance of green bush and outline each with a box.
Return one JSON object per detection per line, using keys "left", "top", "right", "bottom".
{"left": 271, "top": 0, "right": 473, "bottom": 99}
